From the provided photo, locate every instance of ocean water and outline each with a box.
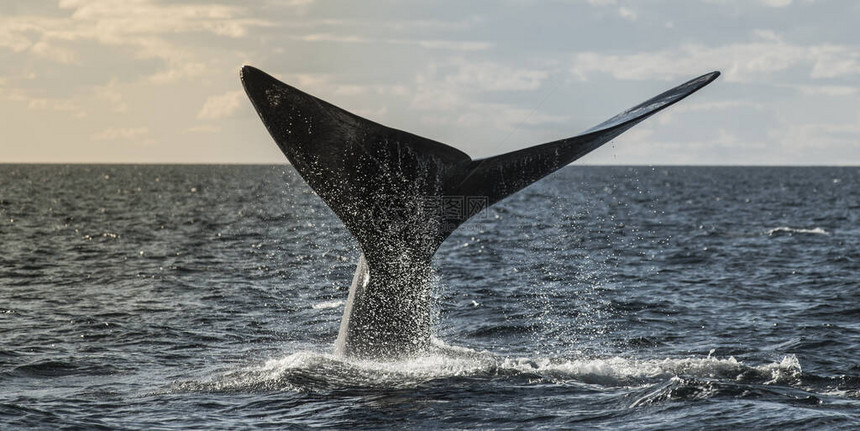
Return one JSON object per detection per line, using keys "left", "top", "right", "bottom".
{"left": 1, "top": 164, "right": 859, "bottom": 430}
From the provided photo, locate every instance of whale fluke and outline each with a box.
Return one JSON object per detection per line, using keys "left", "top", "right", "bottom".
{"left": 241, "top": 66, "right": 719, "bottom": 358}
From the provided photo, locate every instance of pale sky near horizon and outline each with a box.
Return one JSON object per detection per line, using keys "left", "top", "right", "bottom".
{"left": 1, "top": 0, "right": 859, "bottom": 165}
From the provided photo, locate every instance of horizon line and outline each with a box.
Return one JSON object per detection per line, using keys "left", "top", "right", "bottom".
{"left": 1, "top": 162, "right": 858, "bottom": 168}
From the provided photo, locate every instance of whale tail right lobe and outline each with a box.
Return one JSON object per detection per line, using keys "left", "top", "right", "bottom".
{"left": 240, "top": 66, "right": 719, "bottom": 357}
{"left": 451, "top": 72, "right": 720, "bottom": 219}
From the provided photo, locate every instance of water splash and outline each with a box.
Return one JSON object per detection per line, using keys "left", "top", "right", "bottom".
{"left": 171, "top": 343, "right": 801, "bottom": 394}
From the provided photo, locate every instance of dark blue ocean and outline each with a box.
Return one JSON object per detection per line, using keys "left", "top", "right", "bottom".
{"left": 2, "top": 165, "right": 859, "bottom": 430}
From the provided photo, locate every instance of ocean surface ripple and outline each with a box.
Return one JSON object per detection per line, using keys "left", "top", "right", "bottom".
{"left": 2, "top": 165, "right": 859, "bottom": 429}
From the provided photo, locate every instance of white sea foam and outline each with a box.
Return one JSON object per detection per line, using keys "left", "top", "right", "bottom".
{"left": 177, "top": 343, "right": 801, "bottom": 393}
{"left": 766, "top": 226, "right": 829, "bottom": 236}
{"left": 311, "top": 300, "right": 345, "bottom": 310}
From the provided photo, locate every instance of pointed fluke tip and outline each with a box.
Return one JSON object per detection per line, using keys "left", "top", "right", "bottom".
{"left": 680, "top": 70, "right": 720, "bottom": 95}
{"left": 240, "top": 65, "right": 284, "bottom": 100}
{"left": 701, "top": 70, "right": 721, "bottom": 85}
{"left": 240, "top": 65, "right": 280, "bottom": 86}
{"left": 240, "top": 65, "right": 262, "bottom": 85}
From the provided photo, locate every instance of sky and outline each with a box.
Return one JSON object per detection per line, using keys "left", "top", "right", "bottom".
{"left": 1, "top": 0, "right": 859, "bottom": 165}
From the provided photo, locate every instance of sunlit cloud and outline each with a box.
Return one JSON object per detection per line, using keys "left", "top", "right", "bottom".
{"left": 30, "top": 40, "right": 78, "bottom": 64}
{"left": 197, "top": 90, "right": 245, "bottom": 120}
{"left": 57, "top": 0, "right": 269, "bottom": 38}
{"left": 150, "top": 62, "right": 208, "bottom": 84}
{"left": 0, "top": 20, "right": 38, "bottom": 52}
{"left": 27, "top": 98, "right": 87, "bottom": 118}
{"left": 1, "top": 0, "right": 272, "bottom": 84}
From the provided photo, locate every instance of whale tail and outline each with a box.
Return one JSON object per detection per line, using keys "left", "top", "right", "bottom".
{"left": 240, "top": 66, "right": 719, "bottom": 357}
{"left": 241, "top": 66, "right": 718, "bottom": 259}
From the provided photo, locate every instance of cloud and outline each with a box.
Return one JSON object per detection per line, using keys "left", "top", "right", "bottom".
{"left": 807, "top": 45, "right": 860, "bottom": 79}
{"left": 281, "top": 73, "right": 409, "bottom": 102}
{"left": 299, "top": 33, "right": 369, "bottom": 44}
{"left": 760, "top": 0, "right": 792, "bottom": 6}
{"left": 30, "top": 40, "right": 78, "bottom": 64}
{"left": 570, "top": 37, "right": 860, "bottom": 83}
{"left": 0, "top": 20, "right": 37, "bottom": 52}
{"left": 582, "top": 0, "right": 637, "bottom": 22}
{"left": 413, "top": 40, "right": 492, "bottom": 51}
{"left": 288, "top": 73, "right": 335, "bottom": 89}
{"left": 411, "top": 86, "right": 464, "bottom": 112}
{"left": 0, "top": 0, "right": 271, "bottom": 83}
{"left": 186, "top": 125, "right": 221, "bottom": 133}
{"left": 609, "top": 105, "right": 860, "bottom": 165}
{"left": 26, "top": 97, "right": 87, "bottom": 118}
{"left": 0, "top": 0, "right": 854, "bottom": 165}
{"left": 296, "top": 33, "right": 492, "bottom": 52}
{"left": 618, "top": 7, "right": 637, "bottom": 22}
{"left": 418, "top": 102, "right": 567, "bottom": 135}
{"left": 653, "top": 100, "right": 765, "bottom": 126}
{"left": 769, "top": 116, "right": 860, "bottom": 153}
{"left": 57, "top": 0, "right": 269, "bottom": 38}
{"left": 442, "top": 61, "right": 549, "bottom": 92}
{"left": 354, "top": 106, "right": 388, "bottom": 119}
{"left": 91, "top": 127, "right": 149, "bottom": 140}
{"left": 410, "top": 60, "right": 566, "bottom": 136}
{"left": 659, "top": 100, "right": 765, "bottom": 121}
{"left": 605, "top": 127, "right": 778, "bottom": 165}
{"left": 751, "top": 29, "right": 783, "bottom": 43}
{"left": 673, "top": 100, "right": 764, "bottom": 112}
{"left": 704, "top": 0, "right": 795, "bottom": 6}
{"left": 794, "top": 85, "right": 859, "bottom": 97}
{"left": 197, "top": 90, "right": 245, "bottom": 120}
{"left": 94, "top": 81, "right": 129, "bottom": 112}
{"left": 149, "top": 61, "right": 208, "bottom": 84}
